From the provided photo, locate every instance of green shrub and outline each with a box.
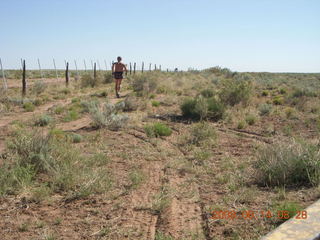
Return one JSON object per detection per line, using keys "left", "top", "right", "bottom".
{"left": 187, "top": 122, "right": 216, "bottom": 146}
{"left": 123, "top": 95, "right": 139, "bottom": 112}
{"left": 237, "top": 120, "right": 246, "bottom": 129}
{"left": 180, "top": 96, "right": 225, "bottom": 121}
{"left": 245, "top": 114, "right": 256, "bottom": 125}
{"left": 145, "top": 122, "right": 172, "bottom": 137}
{"left": 81, "top": 73, "right": 98, "bottom": 88}
{"left": 255, "top": 139, "right": 320, "bottom": 187}
{"left": 152, "top": 101, "right": 160, "bottom": 107}
{"left": 34, "top": 114, "right": 52, "bottom": 126}
{"left": 23, "top": 102, "right": 35, "bottom": 112}
{"left": 258, "top": 103, "right": 273, "bottom": 116}
{"left": 32, "top": 80, "right": 47, "bottom": 94}
{"left": 279, "top": 88, "right": 287, "bottom": 94}
{"left": 63, "top": 109, "right": 79, "bottom": 122}
{"left": 200, "top": 89, "right": 214, "bottom": 98}
{"left": 261, "top": 90, "right": 269, "bottom": 96}
{"left": 292, "top": 88, "right": 317, "bottom": 98}
{"left": 132, "top": 74, "right": 157, "bottom": 96}
{"left": 60, "top": 88, "right": 70, "bottom": 95}
{"left": 219, "top": 78, "right": 252, "bottom": 106}
{"left": 70, "top": 133, "right": 83, "bottom": 143}
{"left": 104, "top": 73, "right": 113, "bottom": 83}
{"left": 273, "top": 96, "right": 284, "bottom": 105}
{"left": 89, "top": 102, "right": 129, "bottom": 130}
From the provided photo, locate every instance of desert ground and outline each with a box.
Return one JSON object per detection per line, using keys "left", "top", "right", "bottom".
{"left": 0, "top": 68, "right": 319, "bottom": 239}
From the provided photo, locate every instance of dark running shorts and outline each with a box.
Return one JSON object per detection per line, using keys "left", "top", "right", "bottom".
{"left": 114, "top": 72, "right": 123, "bottom": 79}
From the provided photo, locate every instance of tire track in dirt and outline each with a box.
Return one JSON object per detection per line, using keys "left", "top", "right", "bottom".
{"left": 155, "top": 139, "right": 207, "bottom": 239}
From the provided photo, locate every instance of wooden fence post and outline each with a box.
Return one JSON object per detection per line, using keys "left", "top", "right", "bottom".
{"left": 149, "top": 63, "right": 151, "bottom": 71}
{"left": 22, "top": 60, "right": 26, "bottom": 97}
{"left": 104, "top": 59, "right": 108, "bottom": 71}
{"left": 129, "top": 62, "right": 132, "bottom": 74}
{"left": 167, "top": 68, "right": 169, "bottom": 72}
{"left": 74, "top": 60, "right": 79, "bottom": 80}
{"left": 38, "top": 58, "right": 44, "bottom": 80}
{"left": 154, "top": 64, "right": 157, "bottom": 71}
{"left": 142, "top": 62, "right": 144, "bottom": 73}
{"left": 0, "top": 58, "right": 7, "bottom": 91}
{"left": 133, "top": 62, "right": 136, "bottom": 75}
{"left": 94, "top": 62, "right": 97, "bottom": 86}
{"left": 65, "top": 62, "right": 69, "bottom": 87}
{"left": 84, "top": 59, "right": 87, "bottom": 72}
{"left": 53, "top": 58, "right": 59, "bottom": 81}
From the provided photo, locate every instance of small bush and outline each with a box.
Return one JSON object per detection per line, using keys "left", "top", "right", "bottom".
{"left": 200, "top": 89, "right": 214, "bottom": 98}
{"left": 273, "top": 96, "right": 284, "bottom": 105}
{"left": 89, "top": 102, "right": 129, "bottom": 130}
{"left": 70, "top": 133, "right": 83, "bottom": 143}
{"left": 60, "top": 88, "right": 70, "bottom": 95}
{"left": 132, "top": 74, "right": 158, "bottom": 96}
{"left": 123, "top": 95, "right": 139, "bottom": 112}
{"left": 180, "top": 96, "right": 225, "bottom": 121}
{"left": 219, "top": 78, "right": 252, "bottom": 106}
{"left": 255, "top": 139, "right": 320, "bottom": 187}
{"left": 261, "top": 90, "right": 269, "bottom": 96}
{"left": 258, "top": 103, "right": 273, "bottom": 116}
{"left": 63, "top": 109, "right": 79, "bottom": 122}
{"left": 237, "top": 120, "right": 246, "bottom": 129}
{"left": 285, "top": 107, "right": 295, "bottom": 119}
{"left": 104, "top": 73, "right": 113, "bottom": 84}
{"left": 187, "top": 122, "right": 216, "bottom": 146}
{"left": 32, "top": 80, "right": 47, "bottom": 95}
{"left": 245, "top": 114, "right": 256, "bottom": 125}
{"left": 34, "top": 114, "right": 52, "bottom": 126}
{"left": 81, "top": 73, "right": 99, "bottom": 88}
{"left": 292, "top": 88, "right": 317, "bottom": 98}
{"left": 145, "top": 122, "right": 172, "bottom": 137}
{"left": 23, "top": 102, "right": 35, "bottom": 112}
{"left": 279, "top": 88, "right": 287, "bottom": 94}
{"left": 152, "top": 101, "right": 160, "bottom": 107}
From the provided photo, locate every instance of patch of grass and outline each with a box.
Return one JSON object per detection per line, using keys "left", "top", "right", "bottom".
{"left": 155, "top": 231, "right": 175, "bottom": 240}
{"left": 219, "top": 78, "right": 252, "bottom": 106}
{"left": 261, "top": 90, "right": 269, "bottom": 96}
{"left": 32, "top": 80, "right": 47, "bottom": 94}
{"left": 273, "top": 96, "right": 284, "bottom": 105}
{"left": 60, "top": 88, "right": 71, "bottom": 95}
{"left": 23, "top": 102, "right": 35, "bottom": 112}
{"left": 200, "top": 89, "right": 214, "bottom": 98}
{"left": 187, "top": 122, "right": 216, "bottom": 146}
{"left": 258, "top": 103, "right": 273, "bottom": 116}
{"left": 245, "top": 114, "right": 256, "bottom": 125}
{"left": 144, "top": 122, "right": 172, "bottom": 138}
{"left": 18, "top": 223, "right": 29, "bottom": 232}
{"left": 272, "top": 201, "right": 302, "bottom": 224}
{"left": 181, "top": 96, "right": 225, "bottom": 121}
{"left": 63, "top": 109, "right": 79, "bottom": 122}
{"left": 53, "top": 105, "right": 64, "bottom": 115}
{"left": 34, "top": 114, "right": 52, "bottom": 126}
{"left": 69, "top": 133, "right": 83, "bottom": 143}
{"left": 237, "top": 120, "right": 246, "bottom": 129}
{"left": 129, "top": 168, "right": 145, "bottom": 189}
{"left": 151, "top": 100, "right": 160, "bottom": 107}
{"left": 151, "top": 185, "right": 171, "bottom": 214}
{"left": 255, "top": 139, "right": 320, "bottom": 187}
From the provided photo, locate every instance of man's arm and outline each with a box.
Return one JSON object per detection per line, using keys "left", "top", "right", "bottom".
{"left": 123, "top": 63, "right": 128, "bottom": 74}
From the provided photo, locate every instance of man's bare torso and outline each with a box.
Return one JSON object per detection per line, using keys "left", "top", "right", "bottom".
{"left": 114, "top": 62, "right": 126, "bottom": 72}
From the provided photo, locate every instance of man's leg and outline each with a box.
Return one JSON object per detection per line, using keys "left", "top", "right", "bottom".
{"left": 117, "top": 79, "right": 122, "bottom": 92}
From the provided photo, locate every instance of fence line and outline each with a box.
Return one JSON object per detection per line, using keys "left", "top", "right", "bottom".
{"left": 0, "top": 58, "right": 8, "bottom": 90}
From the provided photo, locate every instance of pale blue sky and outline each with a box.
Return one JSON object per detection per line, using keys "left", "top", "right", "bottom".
{"left": 0, "top": 0, "right": 319, "bottom": 72}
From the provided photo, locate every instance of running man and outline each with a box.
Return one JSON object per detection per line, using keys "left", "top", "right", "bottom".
{"left": 112, "top": 56, "right": 127, "bottom": 98}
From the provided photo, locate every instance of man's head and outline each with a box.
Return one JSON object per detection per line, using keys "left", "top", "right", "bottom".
{"left": 117, "top": 56, "right": 122, "bottom": 62}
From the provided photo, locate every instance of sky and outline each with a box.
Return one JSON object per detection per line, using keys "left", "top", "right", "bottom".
{"left": 0, "top": 0, "right": 319, "bottom": 72}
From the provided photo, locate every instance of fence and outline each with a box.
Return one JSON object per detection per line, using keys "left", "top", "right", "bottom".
{"left": 0, "top": 58, "right": 177, "bottom": 96}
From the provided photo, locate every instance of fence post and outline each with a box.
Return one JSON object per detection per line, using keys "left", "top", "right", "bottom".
{"left": 142, "top": 62, "right": 144, "bottom": 73}
{"left": 94, "top": 62, "right": 97, "bottom": 85}
{"left": 84, "top": 59, "right": 87, "bottom": 72}
{"left": 104, "top": 59, "right": 108, "bottom": 71}
{"left": 154, "top": 64, "right": 157, "bottom": 71}
{"left": 159, "top": 65, "right": 161, "bottom": 71}
{"left": 0, "top": 58, "right": 7, "bottom": 91}
{"left": 22, "top": 60, "right": 26, "bottom": 97}
{"left": 65, "top": 62, "right": 69, "bottom": 87}
{"left": 167, "top": 68, "right": 169, "bottom": 72}
{"left": 133, "top": 62, "right": 136, "bottom": 75}
{"left": 38, "top": 58, "right": 44, "bottom": 80}
{"left": 74, "top": 60, "right": 79, "bottom": 80}
{"left": 53, "top": 58, "right": 59, "bottom": 81}
{"left": 129, "top": 62, "right": 132, "bottom": 74}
